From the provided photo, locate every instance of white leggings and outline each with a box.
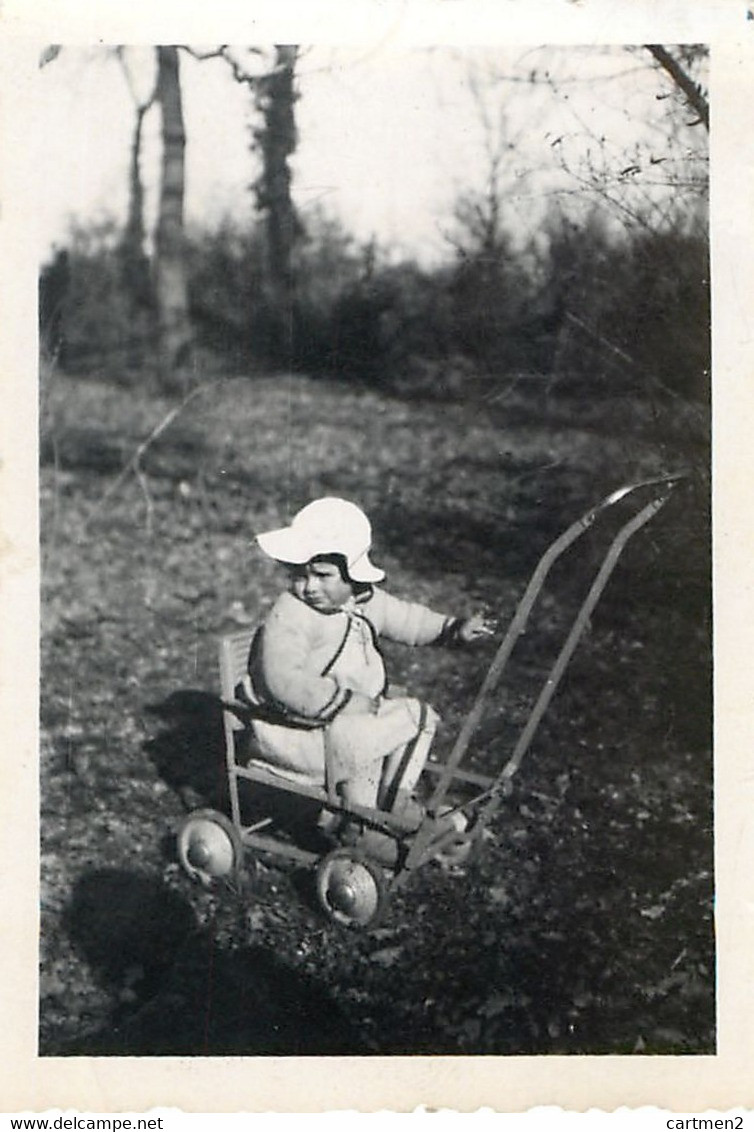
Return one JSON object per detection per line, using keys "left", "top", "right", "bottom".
{"left": 325, "top": 698, "right": 439, "bottom": 810}
{"left": 250, "top": 696, "right": 438, "bottom": 812}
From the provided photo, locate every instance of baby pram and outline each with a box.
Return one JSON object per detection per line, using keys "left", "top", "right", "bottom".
{"left": 177, "top": 475, "right": 684, "bottom": 927}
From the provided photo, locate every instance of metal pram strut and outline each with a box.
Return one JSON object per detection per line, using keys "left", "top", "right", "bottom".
{"left": 400, "top": 472, "right": 685, "bottom": 879}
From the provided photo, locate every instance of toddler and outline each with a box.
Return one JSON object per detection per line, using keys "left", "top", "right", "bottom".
{"left": 241, "top": 497, "right": 493, "bottom": 825}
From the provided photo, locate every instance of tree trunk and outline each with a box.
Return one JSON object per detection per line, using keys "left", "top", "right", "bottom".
{"left": 155, "top": 46, "right": 192, "bottom": 381}
{"left": 253, "top": 45, "right": 302, "bottom": 357}
{"left": 120, "top": 100, "right": 154, "bottom": 314}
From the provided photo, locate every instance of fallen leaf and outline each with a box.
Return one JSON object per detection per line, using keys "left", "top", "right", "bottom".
{"left": 478, "top": 993, "right": 514, "bottom": 1018}
{"left": 247, "top": 909, "right": 266, "bottom": 931}
{"left": 370, "top": 946, "right": 403, "bottom": 967}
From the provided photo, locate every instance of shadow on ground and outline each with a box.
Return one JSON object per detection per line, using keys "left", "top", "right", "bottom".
{"left": 143, "top": 690, "right": 230, "bottom": 811}
{"left": 52, "top": 868, "right": 368, "bottom": 1056}
{"left": 143, "top": 689, "right": 331, "bottom": 847}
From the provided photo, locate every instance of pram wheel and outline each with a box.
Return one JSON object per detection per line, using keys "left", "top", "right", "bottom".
{"left": 177, "top": 808, "right": 244, "bottom": 883}
{"left": 315, "top": 847, "right": 387, "bottom": 928}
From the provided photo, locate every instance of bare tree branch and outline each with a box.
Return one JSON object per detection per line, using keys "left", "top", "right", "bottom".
{"left": 645, "top": 45, "right": 709, "bottom": 131}
{"left": 179, "top": 45, "right": 230, "bottom": 62}
{"left": 114, "top": 45, "right": 159, "bottom": 113}
{"left": 134, "top": 462, "right": 156, "bottom": 537}
{"left": 178, "top": 44, "right": 266, "bottom": 87}
{"left": 564, "top": 310, "right": 707, "bottom": 419}
{"left": 81, "top": 384, "right": 206, "bottom": 535}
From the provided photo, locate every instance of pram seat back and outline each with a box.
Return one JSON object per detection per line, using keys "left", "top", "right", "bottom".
{"left": 219, "top": 628, "right": 257, "bottom": 732}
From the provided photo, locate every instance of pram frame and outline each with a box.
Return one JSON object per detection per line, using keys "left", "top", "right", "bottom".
{"left": 178, "top": 474, "right": 684, "bottom": 924}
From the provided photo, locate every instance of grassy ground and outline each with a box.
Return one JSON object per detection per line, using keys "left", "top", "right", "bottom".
{"left": 39, "top": 369, "right": 713, "bottom": 1056}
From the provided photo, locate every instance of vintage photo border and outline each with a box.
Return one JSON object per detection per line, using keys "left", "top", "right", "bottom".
{"left": 1, "top": 0, "right": 752, "bottom": 1114}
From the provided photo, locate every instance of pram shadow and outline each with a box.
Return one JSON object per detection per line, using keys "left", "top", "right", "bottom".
{"left": 143, "top": 689, "right": 228, "bottom": 810}
{"left": 142, "top": 688, "right": 332, "bottom": 852}
{"left": 50, "top": 867, "right": 368, "bottom": 1056}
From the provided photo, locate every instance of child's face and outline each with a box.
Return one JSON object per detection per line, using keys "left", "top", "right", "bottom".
{"left": 288, "top": 560, "right": 354, "bottom": 614}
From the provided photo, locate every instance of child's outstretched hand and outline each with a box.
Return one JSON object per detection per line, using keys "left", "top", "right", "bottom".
{"left": 458, "top": 612, "right": 496, "bottom": 643}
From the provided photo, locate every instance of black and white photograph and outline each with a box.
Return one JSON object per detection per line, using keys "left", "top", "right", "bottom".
{"left": 1, "top": 0, "right": 753, "bottom": 1117}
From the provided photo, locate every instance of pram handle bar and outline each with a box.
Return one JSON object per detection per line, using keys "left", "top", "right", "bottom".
{"left": 427, "top": 474, "right": 685, "bottom": 814}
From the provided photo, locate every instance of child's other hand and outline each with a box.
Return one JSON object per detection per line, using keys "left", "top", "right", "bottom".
{"left": 458, "top": 612, "right": 496, "bottom": 643}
